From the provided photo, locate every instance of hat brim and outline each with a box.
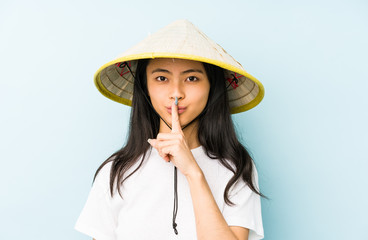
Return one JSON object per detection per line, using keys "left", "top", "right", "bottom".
{"left": 94, "top": 53, "right": 264, "bottom": 114}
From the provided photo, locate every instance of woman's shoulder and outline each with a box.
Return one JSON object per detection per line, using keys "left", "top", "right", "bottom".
{"left": 93, "top": 151, "right": 150, "bottom": 190}
{"left": 193, "top": 146, "right": 235, "bottom": 182}
{"left": 93, "top": 161, "right": 114, "bottom": 190}
{"left": 195, "top": 146, "right": 260, "bottom": 190}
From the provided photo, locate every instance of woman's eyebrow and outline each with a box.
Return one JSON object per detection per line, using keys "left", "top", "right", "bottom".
{"left": 150, "top": 68, "right": 204, "bottom": 74}
{"left": 181, "top": 69, "right": 204, "bottom": 75}
{"left": 151, "top": 68, "right": 171, "bottom": 74}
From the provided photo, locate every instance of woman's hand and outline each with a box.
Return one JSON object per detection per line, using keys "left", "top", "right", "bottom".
{"left": 148, "top": 100, "right": 201, "bottom": 177}
{"left": 149, "top": 100, "right": 245, "bottom": 240}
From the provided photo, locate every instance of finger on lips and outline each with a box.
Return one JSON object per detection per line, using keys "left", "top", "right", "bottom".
{"left": 147, "top": 97, "right": 183, "bottom": 163}
{"left": 171, "top": 98, "right": 181, "bottom": 133}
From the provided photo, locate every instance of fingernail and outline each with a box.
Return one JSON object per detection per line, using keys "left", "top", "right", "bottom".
{"left": 175, "top": 97, "right": 178, "bottom": 106}
{"left": 147, "top": 138, "right": 151, "bottom": 144}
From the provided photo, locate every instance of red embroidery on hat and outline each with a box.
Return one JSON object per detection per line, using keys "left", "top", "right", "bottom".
{"left": 226, "top": 73, "right": 243, "bottom": 89}
{"left": 116, "top": 61, "right": 131, "bottom": 76}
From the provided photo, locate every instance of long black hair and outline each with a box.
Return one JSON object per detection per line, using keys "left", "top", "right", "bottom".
{"left": 94, "top": 59, "right": 264, "bottom": 205}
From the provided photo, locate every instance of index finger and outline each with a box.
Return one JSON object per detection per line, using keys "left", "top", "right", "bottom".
{"left": 171, "top": 97, "right": 181, "bottom": 133}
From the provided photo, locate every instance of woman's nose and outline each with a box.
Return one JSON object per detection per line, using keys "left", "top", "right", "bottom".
{"left": 169, "top": 81, "right": 185, "bottom": 101}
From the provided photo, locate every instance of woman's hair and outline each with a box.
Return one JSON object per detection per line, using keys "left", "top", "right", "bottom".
{"left": 94, "top": 59, "right": 264, "bottom": 205}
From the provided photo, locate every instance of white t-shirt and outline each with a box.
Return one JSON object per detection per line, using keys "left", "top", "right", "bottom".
{"left": 75, "top": 146, "right": 264, "bottom": 240}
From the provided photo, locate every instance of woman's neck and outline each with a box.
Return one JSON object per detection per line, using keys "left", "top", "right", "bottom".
{"left": 159, "top": 120, "right": 200, "bottom": 149}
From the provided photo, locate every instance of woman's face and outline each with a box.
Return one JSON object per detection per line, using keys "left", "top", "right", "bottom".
{"left": 146, "top": 58, "right": 210, "bottom": 130}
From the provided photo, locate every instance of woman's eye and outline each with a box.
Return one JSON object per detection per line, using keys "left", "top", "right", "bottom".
{"left": 156, "top": 76, "right": 167, "bottom": 81}
{"left": 186, "top": 76, "right": 198, "bottom": 82}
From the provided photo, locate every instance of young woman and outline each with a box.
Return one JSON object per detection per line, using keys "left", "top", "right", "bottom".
{"left": 75, "top": 20, "right": 265, "bottom": 240}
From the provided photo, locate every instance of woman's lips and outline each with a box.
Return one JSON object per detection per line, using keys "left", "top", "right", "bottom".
{"left": 166, "top": 106, "right": 187, "bottom": 114}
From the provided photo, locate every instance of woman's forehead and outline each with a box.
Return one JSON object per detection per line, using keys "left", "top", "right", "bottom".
{"left": 146, "top": 58, "right": 205, "bottom": 70}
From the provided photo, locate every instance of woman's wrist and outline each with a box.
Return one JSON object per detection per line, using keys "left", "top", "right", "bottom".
{"left": 185, "top": 165, "right": 204, "bottom": 181}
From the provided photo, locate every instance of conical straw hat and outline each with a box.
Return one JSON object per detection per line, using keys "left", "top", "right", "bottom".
{"left": 94, "top": 20, "right": 264, "bottom": 114}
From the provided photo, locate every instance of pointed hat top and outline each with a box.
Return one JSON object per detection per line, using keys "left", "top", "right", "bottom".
{"left": 94, "top": 19, "right": 264, "bottom": 113}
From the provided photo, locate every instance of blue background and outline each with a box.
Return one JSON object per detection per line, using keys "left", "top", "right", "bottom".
{"left": 1, "top": 0, "right": 367, "bottom": 239}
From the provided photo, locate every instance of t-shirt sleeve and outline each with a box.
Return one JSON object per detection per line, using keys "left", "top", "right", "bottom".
{"left": 75, "top": 163, "right": 117, "bottom": 240}
{"left": 222, "top": 166, "right": 264, "bottom": 240}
